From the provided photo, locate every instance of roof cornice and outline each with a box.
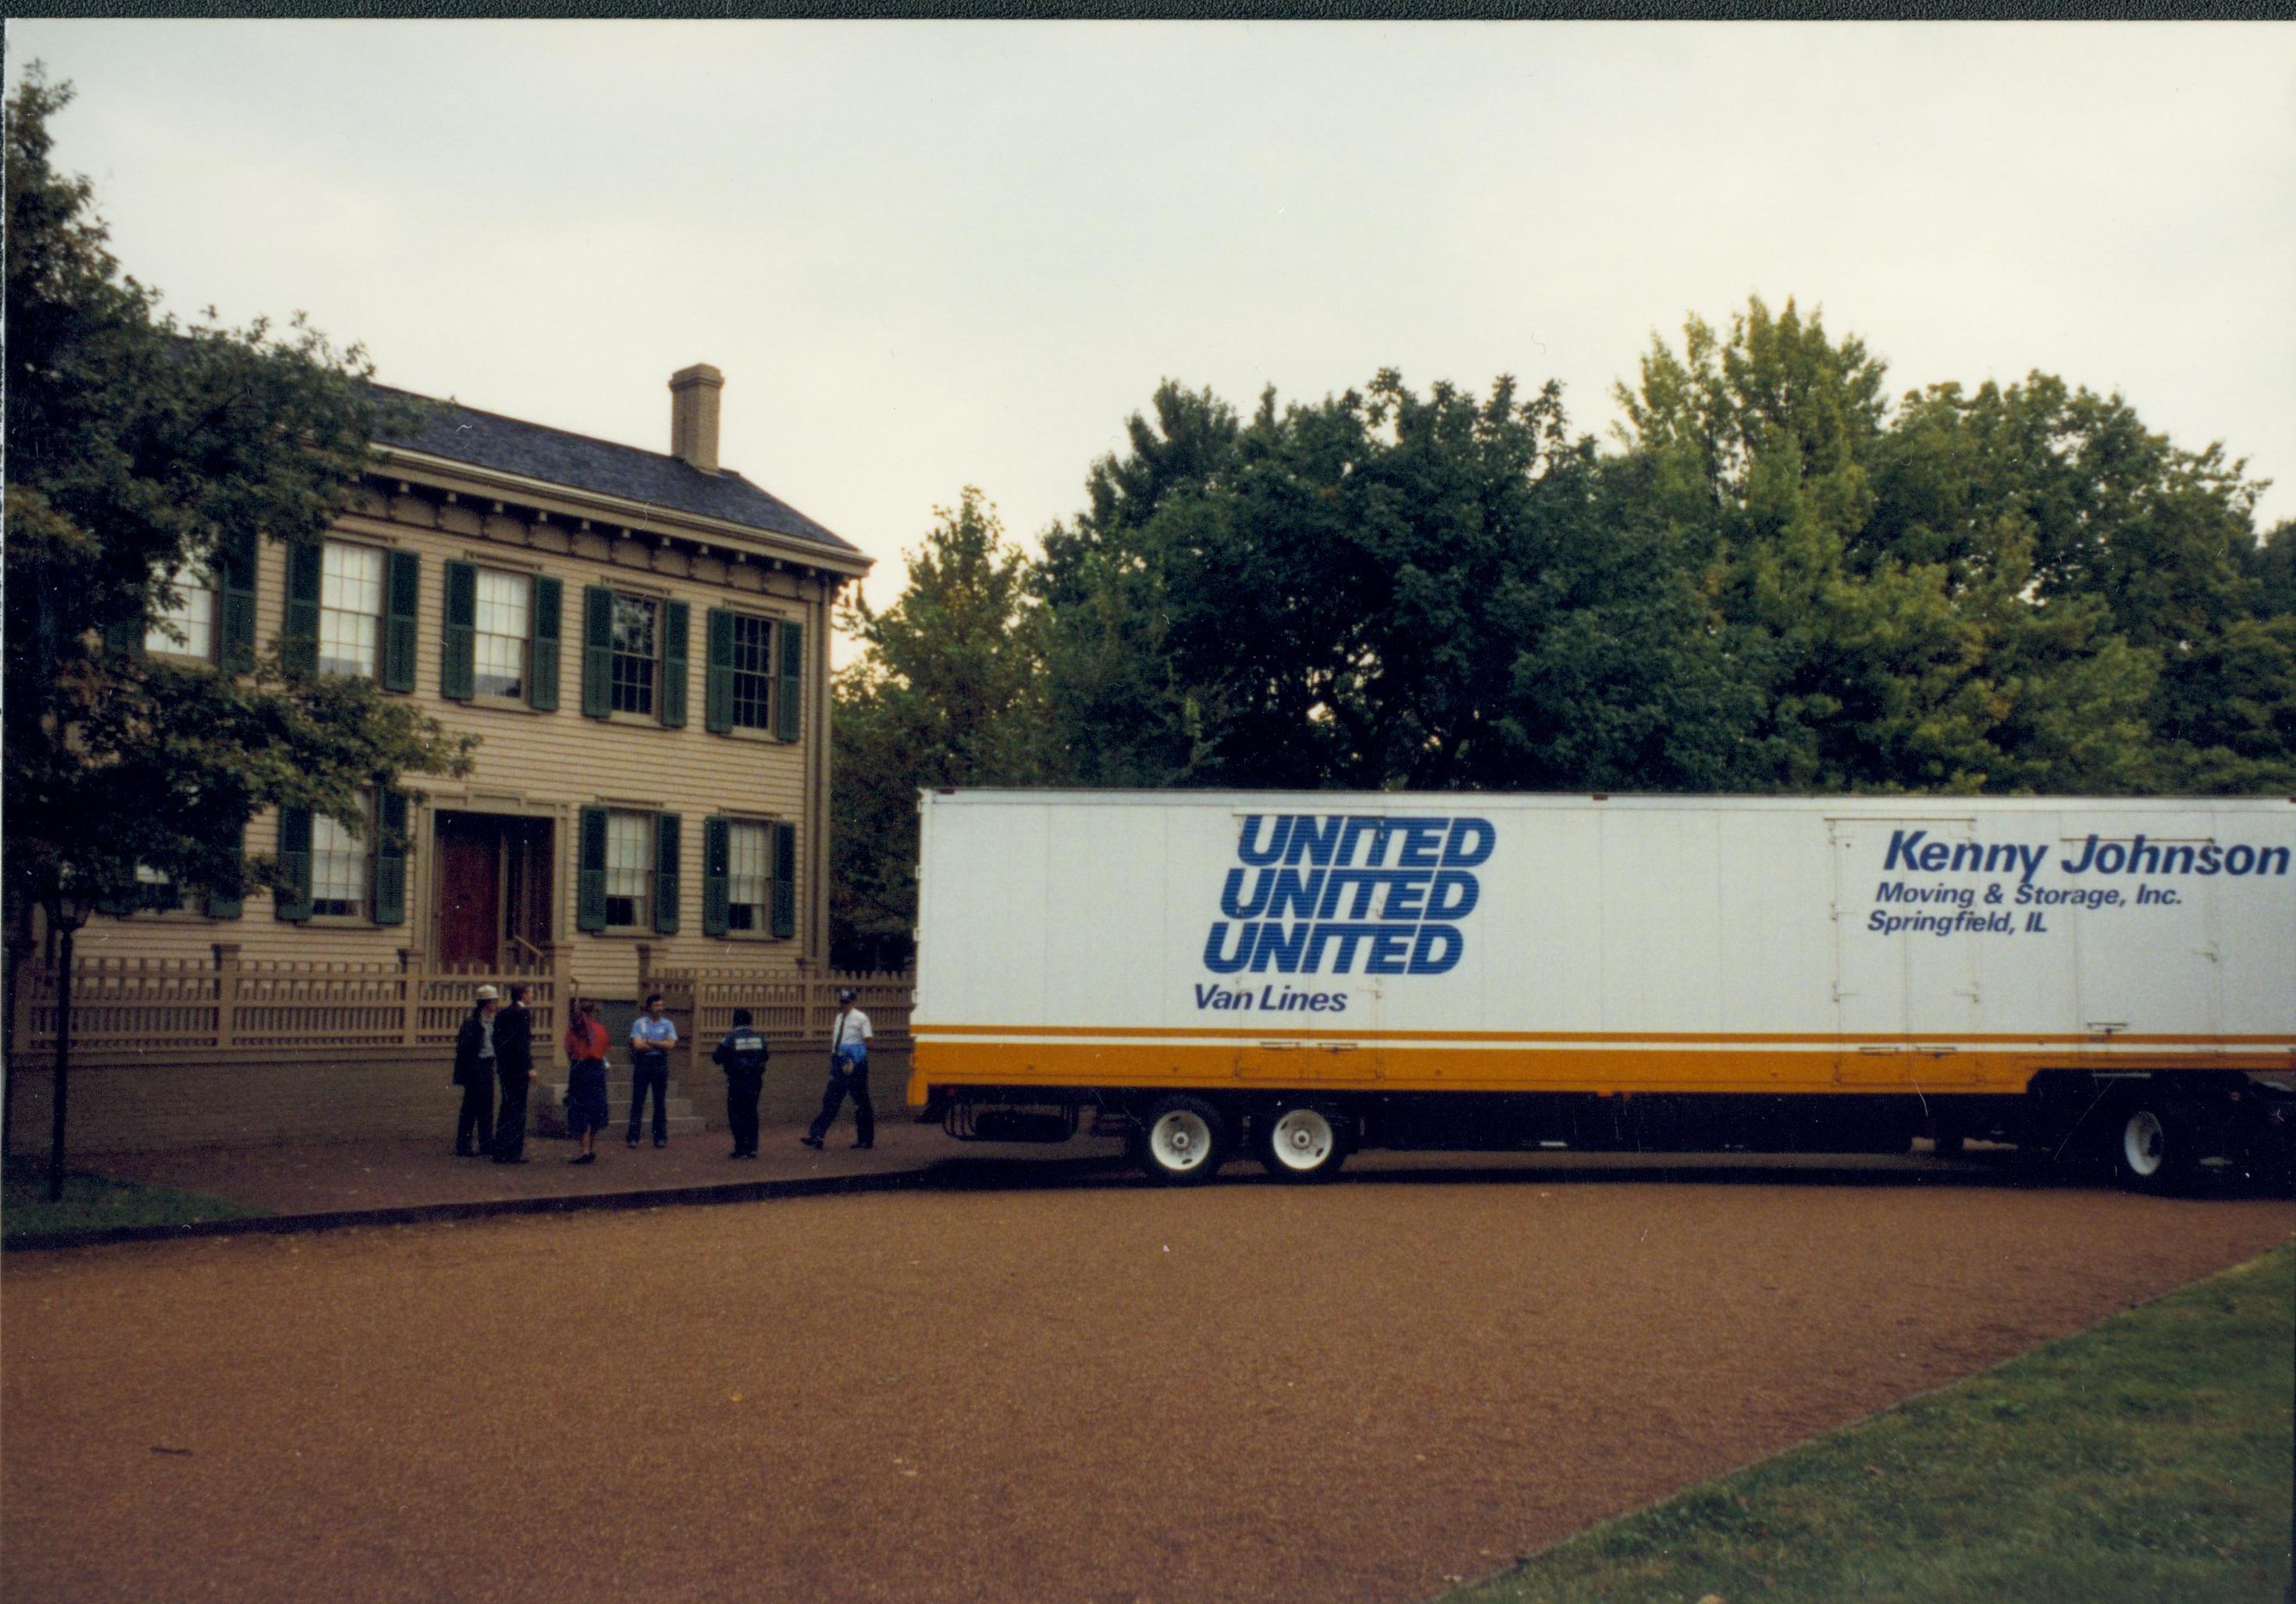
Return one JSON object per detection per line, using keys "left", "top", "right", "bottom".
{"left": 373, "top": 443, "right": 874, "bottom": 579}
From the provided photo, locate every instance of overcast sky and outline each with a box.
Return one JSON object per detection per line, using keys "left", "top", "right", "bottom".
{"left": 12, "top": 20, "right": 2294, "bottom": 655}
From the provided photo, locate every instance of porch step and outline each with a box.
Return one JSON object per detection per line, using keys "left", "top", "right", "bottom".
{"left": 533, "top": 1082, "right": 708, "bottom": 1140}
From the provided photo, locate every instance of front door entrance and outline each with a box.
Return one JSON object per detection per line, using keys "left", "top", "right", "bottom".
{"left": 435, "top": 812, "right": 555, "bottom": 968}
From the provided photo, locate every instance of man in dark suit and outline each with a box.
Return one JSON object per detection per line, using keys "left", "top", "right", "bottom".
{"left": 490, "top": 983, "right": 538, "bottom": 1164}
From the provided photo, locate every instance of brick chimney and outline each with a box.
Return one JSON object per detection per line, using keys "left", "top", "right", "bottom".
{"left": 668, "top": 364, "right": 724, "bottom": 474}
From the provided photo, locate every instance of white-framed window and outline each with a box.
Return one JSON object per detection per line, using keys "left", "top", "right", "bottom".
{"left": 610, "top": 594, "right": 657, "bottom": 716}
{"left": 319, "top": 541, "right": 385, "bottom": 679}
{"left": 728, "top": 614, "right": 776, "bottom": 732}
{"left": 725, "top": 820, "right": 771, "bottom": 932}
{"left": 133, "top": 862, "right": 184, "bottom": 913}
{"left": 145, "top": 563, "right": 217, "bottom": 660}
{"left": 473, "top": 569, "right": 529, "bottom": 699}
{"left": 311, "top": 809, "right": 368, "bottom": 918}
{"left": 603, "top": 810, "right": 653, "bottom": 928}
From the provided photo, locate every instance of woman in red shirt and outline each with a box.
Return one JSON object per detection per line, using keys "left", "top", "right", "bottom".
{"left": 562, "top": 998, "right": 613, "bottom": 1165}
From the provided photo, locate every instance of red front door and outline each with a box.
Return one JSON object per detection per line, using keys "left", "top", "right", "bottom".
{"left": 436, "top": 815, "right": 501, "bottom": 967}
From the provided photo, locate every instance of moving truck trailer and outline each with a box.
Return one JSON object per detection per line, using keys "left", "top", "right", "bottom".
{"left": 906, "top": 791, "right": 2296, "bottom": 1190}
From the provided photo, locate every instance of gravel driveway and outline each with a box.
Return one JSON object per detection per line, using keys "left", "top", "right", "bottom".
{"left": 5, "top": 1160, "right": 2291, "bottom": 1603}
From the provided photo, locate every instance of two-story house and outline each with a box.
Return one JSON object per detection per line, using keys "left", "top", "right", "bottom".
{"left": 13, "top": 365, "right": 888, "bottom": 1154}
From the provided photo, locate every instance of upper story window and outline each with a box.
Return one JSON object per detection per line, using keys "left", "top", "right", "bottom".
{"left": 319, "top": 542, "right": 385, "bottom": 678}
{"left": 473, "top": 570, "right": 529, "bottom": 699}
{"left": 145, "top": 563, "right": 216, "bottom": 660}
{"left": 610, "top": 594, "right": 657, "bottom": 717}
{"left": 311, "top": 809, "right": 369, "bottom": 918}
{"left": 728, "top": 614, "right": 777, "bottom": 731}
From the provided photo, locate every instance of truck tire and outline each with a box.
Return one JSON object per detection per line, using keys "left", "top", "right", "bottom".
{"left": 1135, "top": 1095, "right": 1227, "bottom": 1186}
{"left": 1256, "top": 1104, "right": 1349, "bottom": 1183}
{"left": 2109, "top": 1099, "right": 2193, "bottom": 1194}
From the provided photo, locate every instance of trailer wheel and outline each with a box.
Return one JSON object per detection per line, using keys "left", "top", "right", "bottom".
{"left": 2109, "top": 1101, "right": 2193, "bottom": 1194}
{"left": 1256, "top": 1104, "right": 1348, "bottom": 1183}
{"left": 1135, "top": 1096, "right": 1227, "bottom": 1186}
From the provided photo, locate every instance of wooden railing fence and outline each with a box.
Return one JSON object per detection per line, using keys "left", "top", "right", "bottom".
{"left": 13, "top": 944, "right": 910, "bottom": 1063}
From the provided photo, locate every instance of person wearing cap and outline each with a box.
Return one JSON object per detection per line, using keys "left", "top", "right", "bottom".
{"left": 451, "top": 986, "right": 500, "bottom": 1158}
{"left": 802, "top": 988, "right": 874, "bottom": 1151}
{"left": 712, "top": 1007, "right": 771, "bottom": 1159}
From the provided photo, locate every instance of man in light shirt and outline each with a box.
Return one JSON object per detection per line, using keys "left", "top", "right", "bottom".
{"left": 802, "top": 988, "right": 874, "bottom": 1151}
{"left": 627, "top": 992, "right": 678, "bottom": 1149}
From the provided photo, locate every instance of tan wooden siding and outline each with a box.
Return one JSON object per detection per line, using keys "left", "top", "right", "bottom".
{"left": 82, "top": 492, "right": 844, "bottom": 1000}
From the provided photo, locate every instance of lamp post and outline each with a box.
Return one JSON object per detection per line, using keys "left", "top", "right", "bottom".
{"left": 42, "top": 888, "right": 92, "bottom": 1205}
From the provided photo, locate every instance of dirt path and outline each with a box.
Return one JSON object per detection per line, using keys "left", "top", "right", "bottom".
{"left": 5, "top": 1165, "right": 2290, "bottom": 1604}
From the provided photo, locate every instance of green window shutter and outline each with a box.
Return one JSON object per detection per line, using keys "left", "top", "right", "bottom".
{"left": 102, "top": 616, "right": 141, "bottom": 659}
{"left": 206, "top": 820, "right": 246, "bottom": 919}
{"left": 776, "top": 617, "right": 804, "bottom": 742}
{"left": 383, "top": 550, "right": 420, "bottom": 692}
{"left": 576, "top": 807, "right": 608, "bottom": 931}
{"left": 660, "top": 599, "right": 689, "bottom": 728}
{"left": 702, "top": 816, "right": 731, "bottom": 937}
{"left": 276, "top": 807, "right": 315, "bottom": 922}
{"left": 771, "top": 820, "right": 796, "bottom": 940}
{"left": 653, "top": 812, "right": 682, "bottom": 934}
{"left": 704, "top": 608, "right": 734, "bottom": 735}
{"left": 219, "top": 529, "right": 258, "bottom": 673}
{"left": 529, "top": 574, "right": 562, "bottom": 711}
{"left": 440, "top": 560, "right": 476, "bottom": 701}
{"left": 283, "top": 544, "right": 322, "bottom": 675}
{"left": 96, "top": 879, "right": 142, "bottom": 918}
{"left": 372, "top": 790, "right": 408, "bottom": 926}
{"left": 581, "top": 586, "right": 614, "bottom": 719}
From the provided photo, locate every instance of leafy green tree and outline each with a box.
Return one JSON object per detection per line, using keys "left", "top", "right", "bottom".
{"left": 4, "top": 70, "right": 474, "bottom": 1180}
{"left": 1614, "top": 297, "right": 2188, "bottom": 793}
{"left": 830, "top": 489, "right": 1048, "bottom": 967}
{"left": 1035, "top": 370, "right": 1770, "bottom": 793}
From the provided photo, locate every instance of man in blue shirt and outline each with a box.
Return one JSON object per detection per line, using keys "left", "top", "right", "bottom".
{"left": 627, "top": 992, "right": 678, "bottom": 1148}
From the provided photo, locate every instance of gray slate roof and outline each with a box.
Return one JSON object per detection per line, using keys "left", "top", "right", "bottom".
{"left": 374, "top": 386, "right": 859, "bottom": 557}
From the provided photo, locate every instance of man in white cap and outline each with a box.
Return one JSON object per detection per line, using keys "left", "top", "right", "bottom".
{"left": 451, "top": 984, "right": 500, "bottom": 1158}
{"left": 802, "top": 987, "right": 874, "bottom": 1151}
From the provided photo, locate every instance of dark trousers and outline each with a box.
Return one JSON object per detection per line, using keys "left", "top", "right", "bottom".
{"left": 725, "top": 1069, "right": 764, "bottom": 1155}
{"left": 493, "top": 1069, "right": 530, "bottom": 1160}
{"left": 628, "top": 1051, "right": 669, "bottom": 1143}
{"left": 455, "top": 1070, "right": 496, "bottom": 1155}
{"left": 807, "top": 1059, "right": 874, "bottom": 1147}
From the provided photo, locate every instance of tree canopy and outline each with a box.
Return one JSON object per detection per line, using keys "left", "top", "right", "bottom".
{"left": 4, "top": 69, "right": 474, "bottom": 934}
{"left": 832, "top": 296, "right": 2292, "bottom": 964}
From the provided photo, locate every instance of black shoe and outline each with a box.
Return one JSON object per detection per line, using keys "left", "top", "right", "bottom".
{"left": 454, "top": 1149, "right": 472, "bottom": 1158}
{"left": 654, "top": 1139, "right": 667, "bottom": 1149}
{"left": 852, "top": 1141, "right": 874, "bottom": 1151}
{"left": 800, "top": 1135, "right": 824, "bottom": 1150}
{"left": 494, "top": 1156, "right": 530, "bottom": 1165}
{"left": 627, "top": 1138, "right": 639, "bottom": 1148}
{"left": 571, "top": 1152, "right": 596, "bottom": 1165}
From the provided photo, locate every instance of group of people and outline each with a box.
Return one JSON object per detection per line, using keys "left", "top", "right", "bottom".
{"left": 452, "top": 984, "right": 876, "bottom": 1165}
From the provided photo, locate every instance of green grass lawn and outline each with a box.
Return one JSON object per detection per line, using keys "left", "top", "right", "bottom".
{"left": 2, "top": 1155, "right": 269, "bottom": 1241}
{"left": 1453, "top": 1245, "right": 2295, "bottom": 1604}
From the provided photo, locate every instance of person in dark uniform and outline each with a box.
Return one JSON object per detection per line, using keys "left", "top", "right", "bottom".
{"left": 713, "top": 1007, "right": 770, "bottom": 1159}
{"left": 451, "top": 986, "right": 500, "bottom": 1158}
{"left": 490, "top": 982, "right": 536, "bottom": 1164}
